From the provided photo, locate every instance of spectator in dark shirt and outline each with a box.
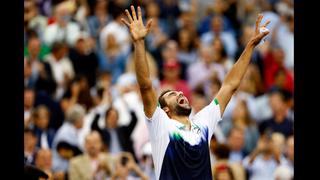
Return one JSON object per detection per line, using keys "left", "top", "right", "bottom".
{"left": 259, "top": 89, "right": 293, "bottom": 137}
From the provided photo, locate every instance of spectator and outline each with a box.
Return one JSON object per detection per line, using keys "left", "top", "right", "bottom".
{"left": 111, "top": 152, "right": 148, "bottom": 180}
{"left": 32, "top": 105, "right": 56, "bottom": 149}
{"left": 24, "top": 0, "right": 48, "bottom": 41}
{"left": 263, "top": 46, "right": 294, "bottom": 94}
{"left": 160, "top": 61, "right": 192, "bottom": 100}
{"left": 243, "top": 135, "right": 284, "bottom": 180}
{"left": 201, "top": 15, "right": 238, "bottom": 58}
{"left": 24, "top": 165, "right": 49, "bottom": 180}
{"left": 176, "top": 28, "right": 198, "bottom": 65}
{"left": 226, "top": 126, "right": 247, "bottom": 164}
{"left": 43, "top": 2, "right": 81, "bottom": 47}
{"left": 87, "top": 0, "right": 112, "bottom": 41}
{"left": 99, "top": 6, "right": 130, "bottom": 55}
{"left": 259, "top": 89, "right": 293, "bottom": 137}
{"left": 212, "top": 144, "right": 246, "bottom": 180}
{"left": 25, "top": 88, "right": 36, "bottom": 128}
{"left": 140, "top": 142, "right": 156, "bottom": 180}
{"left": 212, "top": 37, "right": 234, "bottom": 72}
{"left": 24, "top": 34, "right": 50, "bottom": 63}
{"left": 34, "top": 149, "right": 54, "bottom": 179}
{"left": 52, "top": 104, "right": 86, "bottom": 173}
{"left": 97, "top": 33, "right": 128, "bottom": 84}
{"left": 222, "top": 99, "right": 259, "bottom": 154}
{"left": 68, "top": 131, "right": 114, "bottom": 180}
{"left": 187, "top": 44, "right": 225, "bottom": 91}
{"left": 25, "top": 128, "right": 39, "bottom": 165}
{"left": 69, "top": 33, "right": 99, "bottom": 88}
{"left": 44, "top": 41, "right": 75, "bottom": 100}
{"left": 91, "top": 106, "right": 137, "bottom": 158}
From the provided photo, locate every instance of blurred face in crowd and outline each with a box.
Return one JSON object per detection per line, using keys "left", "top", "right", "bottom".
{"left": 55, "top": 4, "right": 72, "bottom": 26}
{"left": 286, "top": 136, "right": 294, "bottom": 162}
{"left": 146, "top": 2, "right": 160, "bottom": 18}
{"left": 160, "top": 90, "right": 192, "bottom": 117}
{"left": 28, "top": 37, "right": 41, "bottom": 59}
{"left": 162, "top": 41, "right": 178, "bottom": 61}
{"left": 228, "top": 128, "right": 245, "bottom": 152}
{"left": 163, "top": 65, "right": 180, "bottom": 81}
{"left": 34, "top": 106, "right": 50, "bottom": 130}
{"left": 199, "top": 45, "right": 214, "bottom": 64}
{"left": 274, "top": 69, "right": 287, "bottom": 88}
{"left": 95, "top": 0, "right": 107, "bottom": 14}
{"left": 35, "top": 149, "right": 52, "bottom": 170}
{"left": 74, "top": 117, "right": 84, "bottom": 129}
{"left": 271, "top": 132, "right": 285, "bottom": 155}
{"left": 269, "top": 92, "right": 287, "bottom": 118}
{"left": 24, "top": 131, "right": 37, "bottom": 151}
{"left": 75, "top": 38, "right": 86, "bottom": 54}
{"left": 190, "top": 93, "right": 207, "bottom": 114}
{"left": 211, "top": 16, "right": 223, "bottom": 34}
{"left": 24, "top": 1, "right": 37, "bottom": 22}
{"left": 24, "top": 89, "right": 35, "bottom": 109}
{"left": 178, "top": 29, "right": 192, "bottom": 49}
{"left": 273, "top": 47, "right": 285, "bottom": 64}
{"left": 105, "top": 108, "right": 119, "bottom": 129}
{"left": 213, "top": 0, "right": 227, "bottom": 14}
{"left": 85, "top": 131, "right": 102, "bottom": 158}
{"left": 53, "top": 45, "right": 68, "bottom": 60}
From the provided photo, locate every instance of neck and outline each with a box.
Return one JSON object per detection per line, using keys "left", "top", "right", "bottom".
{"left": 171, "top": 115, "right": 191, "bottom": 129}
{"left": 89, "top": 153, "right": 99, "bottom": 160}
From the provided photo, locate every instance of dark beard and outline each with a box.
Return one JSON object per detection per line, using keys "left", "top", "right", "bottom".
{"left": 174, "top": 104, "right": 192, "bottom": 116}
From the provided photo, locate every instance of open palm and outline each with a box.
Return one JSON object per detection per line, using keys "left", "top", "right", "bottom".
{"left": 121, "top": 6, "right": 152, "bottom": 42}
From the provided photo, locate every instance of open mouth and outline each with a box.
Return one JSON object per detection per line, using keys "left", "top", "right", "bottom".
{"left": 178, "top": 97, "right": 188, "bottom": 105}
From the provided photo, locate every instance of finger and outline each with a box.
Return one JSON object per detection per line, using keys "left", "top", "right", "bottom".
{"left": 146, "top": 19, "right": 153, "bottom": 33}
{"left": 138, "top": 6, "right": 142, "bottom": 22}
{"left": 125, "top": 9, "right": 133, "bottom": 23}
{"left": 255, "top": 14, "right": 263, "bottom": 34}
{"left": 121, "top": 18, "right": 130, "bottom": 27}
{"left": 131, "top": 5, "right": 137, "bottom": 21}
{"left": 262, "top": 20, "right": 271, "bottom": 28}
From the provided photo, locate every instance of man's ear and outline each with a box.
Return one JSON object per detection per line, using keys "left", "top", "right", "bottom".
{"left": 162, "top": 107, "right": 170, "bottom": 114}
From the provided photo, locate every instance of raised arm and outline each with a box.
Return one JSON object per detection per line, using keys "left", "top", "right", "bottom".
{"left": 215, "top": 14, "right": 270, "bottom": 116}
{"left": 121, "top": 6, "right": 157, "bottom": 118}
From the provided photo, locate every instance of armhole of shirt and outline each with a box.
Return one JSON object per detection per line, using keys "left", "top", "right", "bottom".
{"left": 212, "top": 98, "right": 222, "bottom": 121}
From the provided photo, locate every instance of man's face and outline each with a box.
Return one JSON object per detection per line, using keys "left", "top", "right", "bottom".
{"left": 162, "top": 91, "right": 192, "bottom": 116}
{"left": 85, "top": 133, "right": 102, "bottom": 157}
{"left": 24, "top": 89, "right": 35, "bottom": 109}
{"left": 228, "top": 129, "right": 245, "bottom": 151}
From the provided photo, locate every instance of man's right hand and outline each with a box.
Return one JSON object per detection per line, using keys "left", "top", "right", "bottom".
{"left": 121, "top": 6, "right": 152, "bottom": 42}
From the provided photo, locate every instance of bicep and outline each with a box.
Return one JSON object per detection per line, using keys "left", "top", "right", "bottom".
{"left": 140, "top": 86, "right": 157, "bottom": 119}
{"left": 215, "top": 84, "right": 235, "bottom": 116}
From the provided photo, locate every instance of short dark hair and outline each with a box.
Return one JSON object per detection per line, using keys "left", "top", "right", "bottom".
{"left": 24, "top": 165, "right": 49, "bottom": 180}
{"left": 158, "top": 89, "right": 173, "bottom": 109}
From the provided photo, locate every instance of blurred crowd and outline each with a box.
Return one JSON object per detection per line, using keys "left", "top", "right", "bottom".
{"left": 24, "top": 0, "right": 294, "bottom": 179}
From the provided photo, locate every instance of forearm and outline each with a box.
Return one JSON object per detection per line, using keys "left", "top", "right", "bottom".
{"left": 133, "top": 40, "right": 152, "bottom": 89}
{"left": 222, "top": 41, "right": 255, "bottom": 90}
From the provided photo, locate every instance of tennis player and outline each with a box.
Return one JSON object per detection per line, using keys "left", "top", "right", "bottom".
{"left": 121, "top": 5, "right": 270, "bottom": 180}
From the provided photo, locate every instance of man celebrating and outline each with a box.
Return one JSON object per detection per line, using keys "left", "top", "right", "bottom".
{"left": 121, "top": 5, "right": 270, "bottom": 180}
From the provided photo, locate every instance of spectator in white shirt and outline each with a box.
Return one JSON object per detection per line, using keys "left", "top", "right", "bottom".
{"left": 43, "top": 2, "right": 81, "bottom": 47}
{"left": 44, "top": 42, "right": 75, "bottom": 100}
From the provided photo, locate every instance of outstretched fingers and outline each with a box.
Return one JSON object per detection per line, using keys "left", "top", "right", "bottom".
{"left": 262, "top": 20, "right": 271, "bottom": 28}
{"left": 255, "top": 14, "right": 263, "bottom": 34}
{"left": 121, "top": 18, "right": 130, "bottom": 27}
{"left": 137, "top": 6, "right": 142, "bottom": 22}
{"left": 131, "top": 5, "right": 137, "bottom": 21}
{"left": 146, "top": 19, "right": 153, "bottom": 33}
{"left": 125, "top": 9, "right": 133, "bottom": 23}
